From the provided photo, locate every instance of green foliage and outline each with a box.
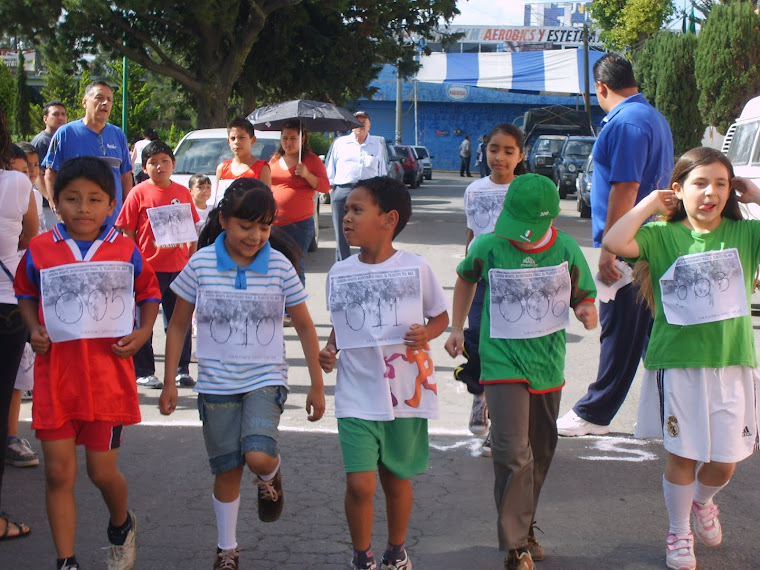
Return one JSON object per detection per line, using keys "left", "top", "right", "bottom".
{"left": 28, "top": 102, "right": 44, "bottom": 134}
{"left": 105, "top": 60, "right": 158, "bottom": 141}
{"left": 156, "top": 124, "right": 187, "bottom": 149}
{"left": 0, "top": 60, "right": 13, "bottom": 125}
{"left": 590, "top": 0, "right": 675, "bottom": 51}
{"left": 308, "top": 133, "right": 330, "bottom": 157}
{"left": 38, "top": 34, "right": 81, "bottom": 112}
{"left": 694, "top": 2, "right": 760, "bottom": 133}
{"left": 635, "top": 32, "right": 703, "bottom": 155}
{"left": 13, "top": 50, "right": 32, "bottom": 138}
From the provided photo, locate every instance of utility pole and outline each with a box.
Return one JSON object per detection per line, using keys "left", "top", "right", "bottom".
{"left": 582, "top": 24, "right": 592, "bottom": 134}
{"left": 122, "top": 54, "right": 128, "bottom": 139}
{"left": 395, "top": 64, "right": 402, "bottom": 144}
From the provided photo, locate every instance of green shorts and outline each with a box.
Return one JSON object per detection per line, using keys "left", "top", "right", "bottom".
{"left": 337, "top": 417, "right": 429, "bottom": 479}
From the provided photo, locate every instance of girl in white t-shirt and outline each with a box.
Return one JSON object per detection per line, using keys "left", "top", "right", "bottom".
{"left": 459, "top": 124, "right": 527, "bottom": 446}
{"left": 603, "top": 147, "right": 760, "bottom": 570}
{"left": 159, "top": 178, "right": 325, "bottom": 570}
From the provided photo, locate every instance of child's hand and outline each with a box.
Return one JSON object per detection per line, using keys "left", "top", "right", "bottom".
{"left": 29, "top": 325, "right": 51, "bottom": 355}
{"left": 444, "top": 330, "right": 464, "bottom": 358}
{"left": 573, "top": 301, "right": 598, "bottom": 330}
{"left": 319, "top": 344, "right": 337, "bottom": 373}
{"left": 158, "top": 385, "right": 178, "bottom": 416}
{"left": 733, "top": 177, "right": 760, "bottom": 204}
{"left": 404, "top": 323, "right": 430, "bottom": 350}
{"left": 647, "top": 189, "right": 678, "bottom": 216}
{"left": 112, "top": 328, "right": 151, "bottom": 359}
{"left": 305, "top": 386, "right": 325, "bottom": 422}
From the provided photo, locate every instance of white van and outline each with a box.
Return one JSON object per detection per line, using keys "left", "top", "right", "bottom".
{"left": 722, "top": 96, "right": 760, "bottom": 218}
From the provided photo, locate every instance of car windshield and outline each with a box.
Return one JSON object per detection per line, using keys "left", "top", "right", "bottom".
{"left": 564, "top": 141, "right": 594, "bottom": 157}
{"left": 173, "top": 138, "right": 279, "bottom": 175}
{"left": 394, "top": 146, "right": 409, "bottom": 156}
{"left": 414, "top": 147, "right": 428, "bottom": 158}
{"left": 537, "top": 139, "right": 564, "bottom": 153}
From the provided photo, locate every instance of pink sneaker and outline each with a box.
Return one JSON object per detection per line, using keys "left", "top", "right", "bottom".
{"left": 666, "top": 532, "right": 696, "bottom": 570}
{"left": 692, "top": 500, "right": 722, "bottom": 546}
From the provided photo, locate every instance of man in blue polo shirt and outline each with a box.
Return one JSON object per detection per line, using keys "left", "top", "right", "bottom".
{"left": 557, "top": 52, "right": 673, "bottom": 436}
{"left": 43, "top": 80, "right": 133, "bottom": 226}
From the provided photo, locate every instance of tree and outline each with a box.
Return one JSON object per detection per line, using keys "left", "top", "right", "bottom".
{"left": 0, "top": 1, "right": 459, "bottom": 128}
{"left": 635, "top": 32, "right": 703, "bottom": 155}
{"left": 694, "top": 2, "right": 760, "bottom": 133}
{"left": 103, "top": 60, "right": 158, "bottom": 142}
{"left": 589, "top": 0, "right": 675, "bottom": 51}
{"left": 13, "top": 50, "right": 31, "bottom": 138}
{"left": 0, "top": 59, "right": 13, "bottom": 127}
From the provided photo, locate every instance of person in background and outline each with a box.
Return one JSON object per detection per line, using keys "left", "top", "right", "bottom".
{"left": 459, "top": 135, "right": 472, "bottom": 178}
{"left": 31, "top": 100, "right": 67, "bottom": 203}
{"left": 189, "top": 173, "right": 212, "bottom": 234}
{"left": 214, "top": 118, "right": 272, "bottom": 205}
{"left": 130, "top": 128, "right": 158, "bottom": 184}
{"left": 475, "top": 135, "right": 491, "bottom": 178}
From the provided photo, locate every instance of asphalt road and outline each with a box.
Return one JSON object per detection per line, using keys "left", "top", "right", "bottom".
{"left": 7, "top": 172, "right": 760, "bottom": 569}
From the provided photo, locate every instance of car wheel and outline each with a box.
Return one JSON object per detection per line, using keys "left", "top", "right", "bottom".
{"left": 410, "top": 172, "right": 419, "bottom": 189}
{"left": 580, "top": 201, "right": 591, "bottom": 219}
{"left": 426, "top": 173, "right": 432, "bottom": 180}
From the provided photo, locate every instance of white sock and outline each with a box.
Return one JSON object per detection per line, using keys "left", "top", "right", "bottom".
{"left": 212, "top": 494, "right": 240, "bottom": 550}
{"left": 259, "top": 455, "right": 281, "bottom": 482}
{"left": 693, "top": 477, "right": 727, "bottom": 506}
{"left": 663, "top": 476, "right": 695, "bottom": 535}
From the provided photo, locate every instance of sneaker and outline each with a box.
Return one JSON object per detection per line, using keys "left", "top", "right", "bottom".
{"left": 21, "top": 390, "right": 33, "bottom": 400}
{"left": 469, "top": 393, "right": 489, "bottom": 435}
{"left": 556, "top": 410, "right": 610, "bottom": 437}
{"left": 105, "top": 511, "right": 137, "bottom": 570}
{"left": 349, "top": 562, "right": 377, "bottom": 570}
{"left": 255, "top": 469, "right": 284, "bottom": 522}
{"left": 136, "top": 375, "right": 163, "bottom": 389}
{"left": 666, "top": 532, "right": 696, "bottom": 570}
{"left": 213, "top": 547, "right": 239, "bottom": 570}
{"left": 480, "top": 428, "right": 492, "bottom": 458}
{"left": 505, "top": 548, "right": 534, "bottom": 570}
{"left": 692, "top": 500, "right": 722, "bottom": 546}
{"left": 380, "top": 550, "right": 412, "bottom": 570}
{"left": 528, "top": 522, "right": 545, "bottom": 561}
{"left": 6, "top": 438, "right": 40, "bottom": 467}
{"left": 175, "top": 373, "right": 196, "bottom": 388}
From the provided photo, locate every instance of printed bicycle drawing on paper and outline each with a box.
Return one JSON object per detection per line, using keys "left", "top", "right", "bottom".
{"left": 197, "top": 292, "right": 284, "bottom": 348}
{"left": 661, "top": 254, "right": 742, "bottom": 308}
{"left": 466, "top": 190, "right": 506, "bottom": 230}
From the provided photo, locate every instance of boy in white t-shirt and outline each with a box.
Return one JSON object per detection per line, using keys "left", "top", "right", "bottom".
{"left": 319, "top": 177, "right": 449, "bottom": 570}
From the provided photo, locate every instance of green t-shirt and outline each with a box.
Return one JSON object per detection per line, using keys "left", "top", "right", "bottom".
{"left": 634, "top": 218, "right": 760, "bottom": 370}
{"left": 457, "top": 228, "right": 596, "bottom": 392}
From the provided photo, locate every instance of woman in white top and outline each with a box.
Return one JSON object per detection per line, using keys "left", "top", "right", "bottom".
{"left": 0, "top": 107, "right": 38, "bottom": 540}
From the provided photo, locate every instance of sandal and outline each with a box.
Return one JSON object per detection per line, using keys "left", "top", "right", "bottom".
{"left": 0, "top": 512, "right": 31, "bottom": 540}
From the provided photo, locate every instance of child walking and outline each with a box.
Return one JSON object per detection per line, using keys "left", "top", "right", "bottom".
{"left": 14, "top": 156, "right": 161, "bottom": 570}
{"left": 458, "top": 123, "right": 527, "bottom": 441}
{"left": 159, "top": 178, "right": 325, "bottom": 570}
{"left": 115, "top": 140, "right": 200, "bottom": 389}
{"left": 214, "top": 118, "right": 272, "bottom": 204}
{"left": 602, "top": 147, "right": 760, "bottom": 570}
{"left": 319, "top": 177, "right": 449, "bottom": 570}
{"left": 189, "top": 173, "right": 212, "bottom": 233}
{"left": 445, "top": 174, "right": 597, "bottom": 569}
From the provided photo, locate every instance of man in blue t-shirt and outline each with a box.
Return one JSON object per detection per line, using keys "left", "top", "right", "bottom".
{"left": 557, "top": 53, "right": 674, "bottom": 436}
{"left": 43, "top": 81, "right": 133, "bottom": 226}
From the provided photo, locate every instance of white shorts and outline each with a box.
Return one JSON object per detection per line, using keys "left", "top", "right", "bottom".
{"left": 637, "top": 366, "right": 759, "bottom": 463}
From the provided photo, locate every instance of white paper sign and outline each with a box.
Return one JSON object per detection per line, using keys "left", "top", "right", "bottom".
{"left": 329, "top": 267, "right": 423, "bottom": 349}
{"left": 594, "top": 259, "right": 633, "bottom": 303}
{"left": 659, "top": 248, "right": 748, "bottom": 326}
{"left": 40, "top": 261, "right": 135, "bottom": 342}
{"left": 465, "top": 188, "right": 508, "bottom": 236}
{"left": 489, "top": 262, "right": 571, "bottom": 339}
{"left": 195, "top": 288, "right": 285, "bottom": 363}
{"left": 146, "top": 203, "right": 197, "bottom": 246}
{"left": 214, "top": 179, "right": 234, "bottom": 206}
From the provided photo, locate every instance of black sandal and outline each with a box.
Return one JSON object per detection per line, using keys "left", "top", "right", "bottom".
{"left": 0, "top": 512, "right": 31, "bottom": 540}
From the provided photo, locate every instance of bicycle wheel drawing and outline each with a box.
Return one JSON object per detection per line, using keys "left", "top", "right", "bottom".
{"left": 498, "top": 294, "right": 523, "bottom": 322}
{"left": 108, "top": 294, "right": 126, "bottom": 320}
{"left": 345, "top": 302, "right": 366, "bottom": 331}
{"left": 256, "top": 317, "right": 276, "bottom": 346}
{"left": 55, "top": 291, "right": 83, "bottom": 324}
{"left": 472, "top": 208, "right": 491, "bottom": 229}
{"left": 88, "top": 288, "right": 108, "bottom": 321}
{"left": 552, "top": 298, "right": 568, "bottom": 317}
{"left": 676, "top": 284, "right": 688, "bottom": 300}
{"left": 693, "top": 277, "right": 710, "bottom": 298}
{"left": 716, "top": 272, "right": 729, "bottom": 292}
{"left": 209, "top": 318, "right": 232, "bottom": 343}
{"left": 526, "top": 291, "right": 550, "bottom": 321}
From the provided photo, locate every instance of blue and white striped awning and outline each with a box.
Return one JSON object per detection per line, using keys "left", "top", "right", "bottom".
{"left": 416, "top": 49, "right": 604, "bottom": 95}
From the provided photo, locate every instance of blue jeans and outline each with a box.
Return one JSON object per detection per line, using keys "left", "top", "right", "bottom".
{"left": 278, "top": 217, "right": 314, "bottom": 285}
{"left": 330, "top": 184, "right": 354, "bottom": 261}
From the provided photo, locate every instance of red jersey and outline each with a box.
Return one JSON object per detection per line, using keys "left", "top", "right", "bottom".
{"left": 219, "top": 158, "right": 268, "bottom": 180}
{"left": 14, "top": 224, "right": 161, "bottom": 430}
{"left": 115, "top": 180, "right": 199, "bottom": 273}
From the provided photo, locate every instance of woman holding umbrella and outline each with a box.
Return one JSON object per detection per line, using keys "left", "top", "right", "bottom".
{"left": 269, "top": 120, "right": 330, "bottom": 283}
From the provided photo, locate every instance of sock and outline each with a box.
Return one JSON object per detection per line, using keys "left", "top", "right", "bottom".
{"left": 382, "top": 541, "right": 406, "bottom": 563}
{"left": 693, "top": 477, "right": 727, "bottom": 506}
{"left": 663, "top": 476, "right": 695, "bottom": 535}
{"left": 352, "top": 547, "right": 374, "bottom": 568}
{"left": 259, "top": 455, "right": 281, "bottom": 482}
{"left": 107, "top": 512, "right": 133, "bottom": 546}
{"left": 56, "top": 556, "right": 78, "bottom": 569}
{"left": 7, "top": 436, "right": 17, "bottom": 443}
{"left": 213, "top": 494, "right": 240, "bottom": 550}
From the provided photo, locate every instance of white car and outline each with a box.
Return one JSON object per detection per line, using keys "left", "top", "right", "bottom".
{"left": 410, "top": 145, "right": 434, "bottom": 180}
{"left": 171, "top": 128, "right": 319, "bottom": 251}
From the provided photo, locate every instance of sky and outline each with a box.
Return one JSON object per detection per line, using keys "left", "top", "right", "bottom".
{"left": 449, "top": 0, "right": 527, "bottom": 26}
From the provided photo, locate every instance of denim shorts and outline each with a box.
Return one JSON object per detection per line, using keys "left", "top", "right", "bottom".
{"left": 197, "top": 385, "right": 287, "bottom": 474}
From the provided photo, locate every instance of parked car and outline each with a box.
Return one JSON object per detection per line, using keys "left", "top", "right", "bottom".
{"left": 528, "top": 135, "right": 567, "bottom": 178}
{"left": 552, "top": 136, "right": 596, "bottom": 199}
{"left": 394, "top": 144, "right": 423, "bottom": 188}
{"left": 385, "top": 141, "right": 405, "bottom": 184}
{"left": 410, "top": 145, "right": 434, "bottom": 180}
{"left": 576, "top": 154, "right": 593, "bottom": 219}
{"left": 171, "top": 127, "right": 320, "bottom": 251}
{"left": 723, "top": 95, "right": 760, "bottom": 219}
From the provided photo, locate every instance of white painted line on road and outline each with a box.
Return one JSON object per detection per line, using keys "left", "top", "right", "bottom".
{"left": 579, "top": 436, "right": 658, "bottom": 462}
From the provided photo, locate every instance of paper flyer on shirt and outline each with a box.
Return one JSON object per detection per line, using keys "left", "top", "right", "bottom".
{"left": 465, "top": 188, "right": 507, "bottom": 234}
{"left": 147, "top": 203, "right": 197, "bottom": 246}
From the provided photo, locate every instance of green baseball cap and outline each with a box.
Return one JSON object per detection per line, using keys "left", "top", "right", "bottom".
{"left": 494, "top": 174, "right": 560, "bottom": 243}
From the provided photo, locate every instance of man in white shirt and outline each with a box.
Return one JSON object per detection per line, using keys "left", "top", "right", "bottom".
{"left": 459, "top": 135, "right": 472, "bottom": 177}
{"left": 324, "top": 111, "right": 387, "bottom": 260}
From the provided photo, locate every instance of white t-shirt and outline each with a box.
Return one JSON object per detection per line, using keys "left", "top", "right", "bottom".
{"left": 327, "top": 250, "right": 448, "bottom": 421}
{"left": 0, "top": 170, "right": 32, "bottom": 304}
{"left": 195, "top": 206, "right": 210, "bottom": 234}
{"left": 464, "top": 176, "right": 511, "bottom": 237}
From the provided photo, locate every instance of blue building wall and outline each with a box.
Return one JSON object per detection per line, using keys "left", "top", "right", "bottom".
{"left": 356, "top": 65, "right": 605, "bottom": 172}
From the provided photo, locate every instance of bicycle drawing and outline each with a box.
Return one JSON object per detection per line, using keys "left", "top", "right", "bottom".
{"left": 147, "top": 203, "right": 197, "bottom": 246}
{"left": 465, "top": 189, "right": 507, "bottom": 231}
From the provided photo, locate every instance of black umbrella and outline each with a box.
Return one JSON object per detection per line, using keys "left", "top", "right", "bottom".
{"left": 247, "top": 99, "right": 362, "bottom": 133}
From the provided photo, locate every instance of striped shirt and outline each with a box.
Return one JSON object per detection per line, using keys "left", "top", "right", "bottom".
{"left": 171, "top": 232, "right": 306, "bottom": 394}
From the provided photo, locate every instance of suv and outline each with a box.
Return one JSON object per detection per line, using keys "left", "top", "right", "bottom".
{"left": 171, "top": 128, "right": 319, "bottom": 250}
{"left": 553, "top": 136, "right": 596, "bottom": 199}
{"left": 394, "top": 144, "right": 423, "bottom": 188}
{"left": 529, "top": 135, "right": 567, "bottom": 178}
{"left": 410, "top": 145, "right": 434, "bottom": 180}
{"left": 576, "top": 154, "right": 593, "bottom": 219}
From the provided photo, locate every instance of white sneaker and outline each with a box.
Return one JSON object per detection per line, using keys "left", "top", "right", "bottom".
{"left": 556, "top": 410, "right": 610, "bottom": 437}
{"left": 469, "top": 393, "right": 489, "bottom": 435}
{"left": 692, "top": 500, "right": 722, "bottom": 546}
{"left": 666, "top": 532, "right": 696, "bottom": 570}
{"left": 480, "top": 429, "right": 492, "bottom": 458}
{"left": 106, "top": 511, "right": 137, "bottom": 570}
{"left": 136, "top": 375, "right": 163, "bottom": 389}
